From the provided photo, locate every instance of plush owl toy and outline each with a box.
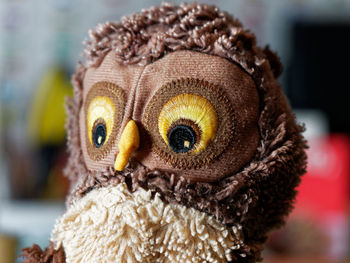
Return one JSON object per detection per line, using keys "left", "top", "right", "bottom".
{"left": 21, "top": 2, "right": 307, "bottom": 263}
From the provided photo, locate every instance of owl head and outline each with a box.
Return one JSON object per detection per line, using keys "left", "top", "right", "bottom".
{"left": 56, "top": 2, "right": 307, "bottom": 262}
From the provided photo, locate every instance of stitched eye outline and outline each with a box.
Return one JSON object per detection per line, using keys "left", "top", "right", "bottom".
{"left": 84, "top": 81, "right": 125, "bottom": 161}
{"left": 143, "top": 78, "right": 234, "bottom": 169}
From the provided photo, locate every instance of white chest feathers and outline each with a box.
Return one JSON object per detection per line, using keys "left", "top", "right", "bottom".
{"left": 51, "top": 183, "right": 245, "bottom": 263}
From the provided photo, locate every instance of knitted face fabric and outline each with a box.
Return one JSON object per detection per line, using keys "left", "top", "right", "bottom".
{"left": 21, "top": 3, "right": 307, "bottom": 263}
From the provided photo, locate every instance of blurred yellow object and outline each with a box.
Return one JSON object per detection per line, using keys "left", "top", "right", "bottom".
{"left": 0, "top": 234, "right": 17, "bottom": 263}
{"left": 28, "top": 67, "right": 73, "bottom": 145}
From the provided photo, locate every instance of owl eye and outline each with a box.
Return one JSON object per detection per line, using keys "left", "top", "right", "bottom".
{"left": 143, "top": 78, "right": 234, "bottom": 169}
{"left": 158, "top": 94, "right": 218, "bottom": 154}
{"left": 87, "top": 96, "right": 115, "bottom": 148}
{"left": 168, "top": 124, "right": 197, "bottom": 153}
{"left": 84, "top": 81, "right": 125, "bottom": 161}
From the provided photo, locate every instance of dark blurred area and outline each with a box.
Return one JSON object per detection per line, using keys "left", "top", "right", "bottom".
{"left": 0, "top": 0, "right": 349, "bottom": 262}
{"left": 287, "top": 22, "right": 350, "bottom": 133}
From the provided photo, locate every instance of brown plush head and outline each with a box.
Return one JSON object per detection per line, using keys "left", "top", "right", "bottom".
{"left": 26, "top": 3, "right": 307, "bottom": 263}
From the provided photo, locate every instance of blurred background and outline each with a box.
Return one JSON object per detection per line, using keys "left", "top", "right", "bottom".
{"left": 0, "top": 0, "right": 349, "bottom": 262}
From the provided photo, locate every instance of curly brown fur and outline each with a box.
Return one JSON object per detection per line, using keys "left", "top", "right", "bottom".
{"left": 20, "top": 243, "right": 65, "bottom": 263}
{"left": 60, "top": 2, "right": 307, "bottom": 262}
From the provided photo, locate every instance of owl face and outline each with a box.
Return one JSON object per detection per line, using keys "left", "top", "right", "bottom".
{"left": 80, "top": 50, "right": 260, "bottom": 182}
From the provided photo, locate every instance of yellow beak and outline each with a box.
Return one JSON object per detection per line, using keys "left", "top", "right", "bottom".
{"left": 114, "top": 120, "right": 140, "bottom": 171}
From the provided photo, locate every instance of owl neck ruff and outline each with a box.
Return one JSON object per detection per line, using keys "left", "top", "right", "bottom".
{"left": 21, "top": 2, "right": 307, "bottom": 263}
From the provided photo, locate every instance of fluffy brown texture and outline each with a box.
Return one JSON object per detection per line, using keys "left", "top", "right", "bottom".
{"left": 61, "top": 2, "right": 306, "bottom": 262}
{"left": 20, "top": 243, "right": 65, "bottom": 263}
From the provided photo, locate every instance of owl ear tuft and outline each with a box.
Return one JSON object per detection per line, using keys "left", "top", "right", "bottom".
{"left": 263, "top": 45, "right": 283, "bottom": 78}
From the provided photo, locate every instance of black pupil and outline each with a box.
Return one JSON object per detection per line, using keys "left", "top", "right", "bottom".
{"left": 168, "top": 125, "right": 196, "bottom": 153}
{"left": 93, "top": 123, "right": 106, "bottom": 148}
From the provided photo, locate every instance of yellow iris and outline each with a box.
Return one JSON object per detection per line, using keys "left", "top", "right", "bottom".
{"left": 158, "top": 94, "right": 218, "bottom": 153}
{"left": 87, "top": 96, "right": 115, "bottom": 146}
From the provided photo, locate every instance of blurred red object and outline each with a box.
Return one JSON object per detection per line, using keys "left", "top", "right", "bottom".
{"left": 294, "top": 134, "right": 350, "bottom": 260}
{"left": 296, "top": 134, "right": 350, "bottom": 218}
{"left": 266, "top": 134, "right": 350, "bottom": 262}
